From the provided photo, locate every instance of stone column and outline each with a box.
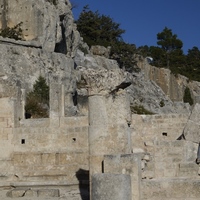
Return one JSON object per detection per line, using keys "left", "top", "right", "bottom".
{"left": 81, "top": 68, "right": 132, "bottom": 199}
{"left": 61, "top": 84, "right": 65, "bottom": 117}
{"left": 64, "top": 91, "right": 75, "bottom": 116}
{"left": 49, "top": 83, "right": 62, "bottom": 127}
{"left": 89, "top": 95, "right": 108, "bottom": 175}
{"left": 21, "top": 89, "right": 26, "bottom": 120}
{"left": 89, "top": 92, "right": 132, "bottom": 175}
{"left": 197, "top": 143, "right": 200, "bottom": 164}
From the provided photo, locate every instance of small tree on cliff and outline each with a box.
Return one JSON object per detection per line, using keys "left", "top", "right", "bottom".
{"left": 157, "top": 27, "right": 183, "bottom": 68}
{"left": 183, "top": 87, "right": 193, "bottom": 106}
{"left": 25, "top": 76, "right": 49, "bottom": 118}
{"left": 184, "top": 46, "right": 200, "bottom": 80}
{"left": 137, "top": 27, "right": 185, "bottom": 72}
{"left": 76, "top": 5, "right": 125, "bottom": 47}
{"left": 76, "top": 5, "right": 137, "bottom": 71}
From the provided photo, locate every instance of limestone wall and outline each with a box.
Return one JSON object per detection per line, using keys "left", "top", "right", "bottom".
{"left": 0, "top": 98, "right": 16, "bottom": 160}
{"left": 129, "top": 113, "right": 200, "bottom": 200}
{"left": 131, "top": 113, "right": 189, "bottom": 152}
{"left": 145, "top": 140, "right": 198, "bottom": 178}
{"left": 122, "top": 113, "right": 198, "bottom": 199}
{"left": 0, "top": 95, "right": 198, "bottom": 200}
{"left": 131, "top": 113, "right": 199, "bottom": 177}
{"left": 0, "top": 92, "right": 89, "bottom": 199}
{"left": 0, "top": 115, "right": 89, "bottom": 186}
{"left": 141, "top": 178, "right": 200, "bottom": 200}
{"left": 0, "top": 96, "right": 199, "bottom": 200}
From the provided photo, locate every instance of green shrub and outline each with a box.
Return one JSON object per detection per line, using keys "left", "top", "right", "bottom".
{"left": 25, "top": 94, "right": 49, "bottom": 118}
{"left": 159, "top": 100, "right": 165, "bottom": 107}
{"left": 25, "top": 76, "right": 49, "bottom": 118}
{"left": 0, "top": 22, "right": 23, "bottom": 40}
{"left": 183, "top": 87, "right": 193, "bottom": 106}
{"left": 130, "top": 105, "right": 154, "bottom": 115}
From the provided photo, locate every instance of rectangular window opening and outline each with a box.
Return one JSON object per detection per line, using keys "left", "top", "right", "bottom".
{"left": 21, "top": 139, "right": 25, "bottom": 144}
{"left": 162, "top": 132, "right": 167, "bottom": 136}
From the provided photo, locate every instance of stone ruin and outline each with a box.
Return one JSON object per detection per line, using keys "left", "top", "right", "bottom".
{"left": 0, "top": 0, "right": 199, "bottom": 200}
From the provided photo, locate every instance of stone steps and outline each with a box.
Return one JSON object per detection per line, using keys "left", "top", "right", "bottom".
{"left": 3, "top": 181, "right": 89, "bottom": 200}
{"left": 141, "top": 178, "right": 200, "bottom": 200}
{"left": 144, "top": 140, "right": 199, "bottom": 179}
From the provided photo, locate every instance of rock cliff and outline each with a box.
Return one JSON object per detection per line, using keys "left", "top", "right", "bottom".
{"left": 0, "top": 0, "right": 196, "bottom": 117}
{"left": 0, "top": 0, "right": 80, "bottom": 55}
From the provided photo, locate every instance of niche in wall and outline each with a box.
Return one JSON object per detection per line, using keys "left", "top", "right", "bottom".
{"left": 21, "top": 139, "right": 25, "bottom": 144}
{"left": 162, "top": 132, "right": 167, "bottom": 136}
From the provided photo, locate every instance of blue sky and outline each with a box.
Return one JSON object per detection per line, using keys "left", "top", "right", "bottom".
{"left": 71, "top": 0, "right": 200, "bottom": 54}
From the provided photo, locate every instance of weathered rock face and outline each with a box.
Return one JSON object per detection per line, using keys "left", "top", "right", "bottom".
{"left": 183, "top": 103, "right": 200, "bottom": 143}
{"left": 127, "top": 71, "right": 191, "bottom": 114}
{"left": 0, "top": 0, "right": 58, "bottom": 51}
{"left": 136, "top": 56, "right": 187, "bottom": 102}
{"left": 55, "top": 0, "right": 81, "bottom": 57}
{"left": 90, "top": 45, "right": 111, "bottom": 58}
{"left": 0, "top": 43, "right": 78, "bottom": 118}
{"left": 0, "top": 0, "right": 197, "bottom": 114}
{"left": 0, "top": 0, "right": 80, "bottom": 55}
{"left": 0, "top": 0, "right": 81, "bottom": 117}
{"left": 0, "top": 0, "right": 193, "bottom": 116}
{"left": 75, "top": 49, "right": 119, "bottom": 70}
{"left": 74, "top": 51, "right": 192, "bottom": 115}
{"left": 137, "top": 56, "right": 200, "bottom": 106}
{"left": 0, "top": 44, "right": 75, "bottom": 97}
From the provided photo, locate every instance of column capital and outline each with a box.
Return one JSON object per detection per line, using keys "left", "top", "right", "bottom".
{"left": 78, "top": 68, "right": 132, "bottom": 96}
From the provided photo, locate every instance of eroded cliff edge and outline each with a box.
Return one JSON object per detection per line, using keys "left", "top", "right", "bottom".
{"left": 0, "top": 0, "right": 197, "bottom": 117}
